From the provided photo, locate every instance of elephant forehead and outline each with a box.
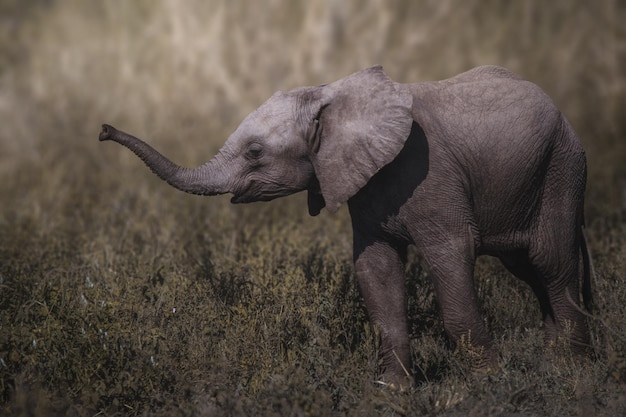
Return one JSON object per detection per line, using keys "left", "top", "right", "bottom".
{"left": 229, "top": 100, "right": 300, "bottom": 149}
{"left": 239, "top": 93, "right": 286, "bottom": 120}
{"left": 241, "top": 95, "right": 297, "bottom": 133}
{"left": 260, "top": 92, "right": 298, "bottom": 120}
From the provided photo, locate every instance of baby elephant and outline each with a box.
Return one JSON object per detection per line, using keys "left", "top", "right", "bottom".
{"left": 100, "top": 66, "right": 592, "bottom": 387}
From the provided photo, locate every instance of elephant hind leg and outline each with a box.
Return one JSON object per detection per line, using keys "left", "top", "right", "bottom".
{"left": 532, "top": 249, "right": 590, "bottom": 354}
{"left": 500, "top": 246, "right": 590, "bottom": 355}
{"left": 499, "top": 252, "right": 556, "bottom": 337}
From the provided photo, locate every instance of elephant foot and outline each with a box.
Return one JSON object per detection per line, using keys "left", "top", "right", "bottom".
{"left": 542, "top": 336, "right": 593, "bottom": 367}
{"left": 374, "top": 345, "right": 413, "bottom": 390}
{"left": 455, "top": 338, "right": 500, "bottom": 375}
{"left": 374, "top": 373, "right": 413, "bottom": 392}
{"left": 476, "top": 347, "right": 500, "bottom": 374}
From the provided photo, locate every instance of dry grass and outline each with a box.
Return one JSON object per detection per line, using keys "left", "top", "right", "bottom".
{"left": 1, "top": 1, "right": 625, "bottom": 415}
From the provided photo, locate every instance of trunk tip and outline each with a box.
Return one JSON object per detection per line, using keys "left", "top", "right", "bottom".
{"left": 99, "top": 124, "right": 116, "bottom": 141}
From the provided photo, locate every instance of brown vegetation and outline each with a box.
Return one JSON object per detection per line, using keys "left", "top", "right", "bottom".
{"left": 1, "top": 1, "right": 625, "bottom": 415}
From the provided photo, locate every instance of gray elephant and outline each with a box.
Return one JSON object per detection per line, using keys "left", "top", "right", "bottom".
{"left": 100, "top": 66, "right": 592, "bottom": 386}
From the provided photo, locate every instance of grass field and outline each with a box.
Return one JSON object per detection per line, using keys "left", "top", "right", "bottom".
{"left": 1, "top": 1, "right": 625, "bottom": 415}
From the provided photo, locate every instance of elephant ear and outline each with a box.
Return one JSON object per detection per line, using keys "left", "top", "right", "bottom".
{"left": 309, "top": 66, "right": 413, "bottom": 213}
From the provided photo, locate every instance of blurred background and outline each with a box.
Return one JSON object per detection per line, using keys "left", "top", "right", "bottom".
{"left": 1, "top": 1, "right": 625, "bottom": 414}
{"left": 0, "top": 0, "right": 624, "bottom": 221}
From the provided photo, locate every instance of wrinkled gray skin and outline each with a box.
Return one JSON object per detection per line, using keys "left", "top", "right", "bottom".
{"left": 100, "top": 66, "right": 592, "bottom": 386}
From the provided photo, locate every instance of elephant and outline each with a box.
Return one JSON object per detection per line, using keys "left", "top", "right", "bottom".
{"left": 99, "top": 65, "right": 592, "bottom": 386}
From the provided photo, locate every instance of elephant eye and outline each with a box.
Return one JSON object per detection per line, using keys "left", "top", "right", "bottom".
{"left": 246, "top": 142, "right": 264, "bottom": 160}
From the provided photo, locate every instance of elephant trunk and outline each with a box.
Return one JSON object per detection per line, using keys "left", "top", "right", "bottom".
{"left": 99, "top": 124, "right": 231, "bottom": 196}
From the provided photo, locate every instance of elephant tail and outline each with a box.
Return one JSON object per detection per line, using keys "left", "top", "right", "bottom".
{"left": 580, "top": 226, "right": 594, "bottom": 313}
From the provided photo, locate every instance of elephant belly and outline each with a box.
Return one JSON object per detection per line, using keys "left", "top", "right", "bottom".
{"left": 471, "top": 181, "right": 543, "bottom": 253}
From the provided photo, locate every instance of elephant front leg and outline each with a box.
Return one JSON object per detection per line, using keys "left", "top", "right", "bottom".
{"left": 354, "top": 241, "right": 412, "bottom": 387}
{"left": 424, "top": 244, "right": 497, "bottom": 371}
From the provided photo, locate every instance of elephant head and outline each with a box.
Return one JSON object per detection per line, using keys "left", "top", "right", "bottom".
{"left": 100, "top": 67, "right": 413, "bottom": 214}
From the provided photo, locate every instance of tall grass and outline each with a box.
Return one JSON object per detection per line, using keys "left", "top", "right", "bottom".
{"left": 1, "top": 1, "right": 625, "bottom": 415}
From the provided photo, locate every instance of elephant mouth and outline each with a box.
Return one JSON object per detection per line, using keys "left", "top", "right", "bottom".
{"left": 230, "top": 192, "right": 282, "bottom": 204}
{"left": 230, "top": 194, "right": 254, "bottom": 204}
{"left": 230, "top": 181, "right": 302, "bottom": 204}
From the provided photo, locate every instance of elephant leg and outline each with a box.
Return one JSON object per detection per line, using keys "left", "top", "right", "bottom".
{"left": 499, "top": 252, "right": 556, "bottom": 336}
{"left": 353, "top": 241, "right": 411, "bottom": 386}
{"left": 423, "top": 243, "right": 496, "bottom": 369}
{"left": 527, "top": 244, "right": 590, "bottom": 354}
